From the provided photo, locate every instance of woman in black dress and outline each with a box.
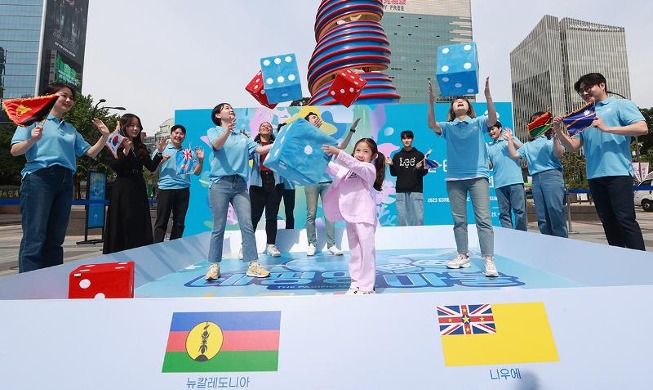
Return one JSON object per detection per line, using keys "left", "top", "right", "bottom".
{"left": 103, "top": 113, "right": 167, "bottom": 254}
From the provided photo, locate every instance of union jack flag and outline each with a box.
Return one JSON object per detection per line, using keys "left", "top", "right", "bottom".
{"left": 437, "top": 304, "right": 496, "bottom": 335}
{"left": 176, "top": 147, "right": 196, "bottom": 175}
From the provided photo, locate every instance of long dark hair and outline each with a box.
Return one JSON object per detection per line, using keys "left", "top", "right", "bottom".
{"left": 354, "top": 138, "right": 385, "bottom": 191}
{"left": 118, "top": 113, "right": 150, "bottom": 158}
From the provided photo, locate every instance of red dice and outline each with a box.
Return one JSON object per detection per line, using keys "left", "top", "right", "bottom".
{"left": 327, "top": 69, "right": 367, "bottom": 107}
{"left": 68, "top": 261, "right": 135, "bottom": 299}
{"left": 245, "top": 70, "right": 278, "bottom": 109}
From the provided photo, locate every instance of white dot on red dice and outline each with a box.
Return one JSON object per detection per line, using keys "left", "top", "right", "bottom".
{"left": 349, "top": 88, "right": 354, "bottom": 92}
{"left": 330, "top": 91, "right": 336, "bottom": 96}
{"left": 261, "top": 90, "right": 266, "bottom": 95}
{"left": 94, "top": 293, "right": 106, "bottom": 299}
{"left": 79, "top": 279, "right": 91, "bottom": 289}
{"left": 340, "top": 89, "right": 345, "bottom": 94}
{"left": 255, "top": 78, "right": 260, "bottom": 83}
{"left": 274, "top": 57, "right": 281, "bottom": 65}
{"left": 254, "top": 85, "right": 259, "bottom": 91}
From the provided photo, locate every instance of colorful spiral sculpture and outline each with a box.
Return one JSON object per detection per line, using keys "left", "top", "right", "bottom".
{"left": 307, "top": 0, "right": 400, "bottom": 105}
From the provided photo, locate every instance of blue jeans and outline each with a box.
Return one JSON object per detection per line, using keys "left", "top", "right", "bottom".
{"left": 532, "top": 169, "right": 567, "bottom": 238}
{"left": 589, "top": 175, "right": 645, "bottom": 250}
{"left": 396, "top": 192, "right": 424, "bottom": 226}
{"left": 446, "top": 177, "right": 494, "bottom": 257}
{"left": 207, "top": 176, "right": 258, "bottom": 263}
{"left": 19, "top": 165, "right": 73, "bottom": 273}
{"left": 495, "top": 183, "right": 527, "bottom": 231}
{"left": 304, "top": 183, "right": 335, "bottom": 247}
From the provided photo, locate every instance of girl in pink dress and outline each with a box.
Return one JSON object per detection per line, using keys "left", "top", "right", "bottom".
{"left": 322, "top": 138, "right": 386, "bottom": 294}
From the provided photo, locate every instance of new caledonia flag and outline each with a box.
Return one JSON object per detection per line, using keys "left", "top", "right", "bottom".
{"left": 437, "top": 302, "right": 559, "bottom": 366}
{"left": 162, "top": 311, "right": 281, "bottom": 373}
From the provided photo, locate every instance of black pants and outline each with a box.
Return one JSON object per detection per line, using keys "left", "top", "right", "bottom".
{"left": 250, "top": 171, "right": 283, "bottom": 245}
{"left": 589, "top": 175, "right": 645, "bottom": 250}
{"left": 154, "top": 188, "right": 190, "bottom": 243}
{"left": 282, "top": 189, "right": 296, "bottom": 229}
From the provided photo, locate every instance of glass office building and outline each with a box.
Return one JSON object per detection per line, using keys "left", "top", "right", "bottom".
{"left": 381, "top": 0, "right": 473, "bottom": 103}
{"left": 0, "top": 0, "right": 88, "bottom": 105}
{"left": 510, "top": 15, "right": 630, "bottom": 138}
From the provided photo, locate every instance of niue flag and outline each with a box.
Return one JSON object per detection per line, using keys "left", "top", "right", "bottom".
{"left": 1, "top": 95, "right": 59, "bottom": 126}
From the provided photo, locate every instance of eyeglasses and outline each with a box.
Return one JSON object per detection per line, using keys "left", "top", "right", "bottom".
{"left": 577, "top": 85, "right": 594, "bottom": 95}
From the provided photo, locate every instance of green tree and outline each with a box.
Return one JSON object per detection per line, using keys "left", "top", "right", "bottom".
{"left": 0, "top": 121, "right": 25, "bottom": 185}
{"left": 561, "top": 151, "right": 588, "bottom": 190}
{"left": 637, "top": 107, "right": 653, "bottom": 165}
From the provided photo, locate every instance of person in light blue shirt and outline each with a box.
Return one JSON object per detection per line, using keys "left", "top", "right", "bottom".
{"left": 302, "top": 112, "right": 357, "bottom": 256}
{"left": 10, "top": 83, "right": 110, "bottom": 273}
{"left": 427, "top": 77, "right": 499, "bottom": 277}
{"left": 154, "top": 124, "right": 204, "bottom": 243}
{"left": 204, "top": 103, "right": 274, "bottom": 281}
{"left": 554, "top": 73, "right": 648, "bottom": 250}
{"left": 487, "top": 122, "right": 527, "bottom": 231}
{"left": 506, "top": 114, "right": 567, "bottom": 238}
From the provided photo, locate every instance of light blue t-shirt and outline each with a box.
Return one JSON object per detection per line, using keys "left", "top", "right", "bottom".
{"left": 207, "top": 126, "right": 258, "bottom": 182}
{"left": 11, "top": 114, "right": 91, "bottom": 178}
{"left": 157, "top": 144, "right": 192, "bottom": 190}
{"left": 488, "top": 136, "right": 524, "bottom": 188}
{"left": 577, "top": 96, "right": 643, "bottom": 179}
{"left": 517, "top": 135, "right": 562, "bottom": 175}
{"left": 438, "top": 115, "right": 490, "bottom": 180}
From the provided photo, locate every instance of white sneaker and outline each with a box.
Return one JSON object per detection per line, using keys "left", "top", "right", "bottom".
{"left": 246, "top": 261, "right": 270, "bottom": 278}
{"left": 446, "top": 254, "right": 470, "bottom": 269}
{"left": 306, "top": 243, "right": 316, "bottom": 256}
{"left": 238, "top": 247, "right": 243, "bottom": 260}
{"left": 484, "top": 259, "right": 499, "bottom": 277}
{"left": 205, "top": 263, "right": 220, "bottom": 280}
{"left": 359, "top": 290, "right": 376, "bottom": 295}
{"left": 266, "top": 244, "right": 281, "bottom": 257}
{"left": 327, "top": 245, "right": 344, "bottom": 256}
{"left": 345, "top": 287, "right": 359, "bottom": 295}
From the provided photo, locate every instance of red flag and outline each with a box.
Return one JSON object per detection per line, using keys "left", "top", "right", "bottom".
{"left": 1, "top": 95, "right": 59, "bottom": 126}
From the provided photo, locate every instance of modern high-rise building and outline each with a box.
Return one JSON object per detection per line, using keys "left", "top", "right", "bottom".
{"left": 381, "top": 0, "right": 473, "bottom": 103}
{"left": 0, "top": 0, "right": 88, "bottom": 104}
{"left": 510, "top": 15, "right": 630, "bottom": 139}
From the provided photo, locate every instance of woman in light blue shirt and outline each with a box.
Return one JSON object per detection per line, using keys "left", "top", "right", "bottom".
{"left": 204, "top": 103, "right": 274, "bottom": 281}
{"left": 506, "top": 114, "right": 567, "bottom": 238}
{"left": 10, "top": 83, "right": 110, "bottom": 272}
{"left": 427, "top": 77, "right": 499, "bottom": 277}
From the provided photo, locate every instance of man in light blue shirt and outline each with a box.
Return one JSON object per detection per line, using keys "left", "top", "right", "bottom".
{"left": 555, "top": 73, "right": 648, "bottom": 250}
{"left": 487, "top": 122, "right": 527, "bottom": 231}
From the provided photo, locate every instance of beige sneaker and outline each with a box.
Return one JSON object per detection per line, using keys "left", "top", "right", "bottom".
{"left": 205, "top": 263, "right": 220, "bottom": 280}
{"left": 446, "top": 254, "right": 470, "bottom": 269}
{"left": 484, "top": 258, "right": 499, "bottom": 277}
{"left": 246, "top": 261, "right": 270, "bottom": 278}
{"left": 266, "top": 244, "right": 281, "bottom": 257}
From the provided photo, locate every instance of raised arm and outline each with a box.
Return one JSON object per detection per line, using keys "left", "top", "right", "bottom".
{"left": 337, "top": 118, "right": 360, "bottom": 149}
{"left": 484, "top": 77, "right": 497, "bottom": 127}
{"left": 552, "top": 115, "right": 582, "bottom": 152}
{"left": 193, "top": 147, "right": 205, "bottom": 175}
{"left": 427, "top": 80, "right": 442, "bottom": 135}
{"left": 85, "top": 118, "right": 111, "bottom": 158}
{"left": 503, "top": 129, "right": 521, "bottom": 159}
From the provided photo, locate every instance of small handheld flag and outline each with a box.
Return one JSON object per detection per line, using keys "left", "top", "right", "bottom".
{"left": 423, "top": 150, "right": 441, "bottom": 172}
{"left": 176, "top": 147, "right": 196, "bottom": 175}
{"left": 1, "top": 94, "right": 59, "bottom": 126}
{"left": 105, "top": 128, "right": 125, "bottom": 158}
{"left": 527, "top": 111, "right": 552, "bottom": 139}
{"left": 563, "top": 103, "right": 596, "bottom": 136}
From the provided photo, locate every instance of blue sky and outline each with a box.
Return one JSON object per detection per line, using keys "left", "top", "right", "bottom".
{"left": 82, "top": 0, "right": 652, "bottom": 133}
